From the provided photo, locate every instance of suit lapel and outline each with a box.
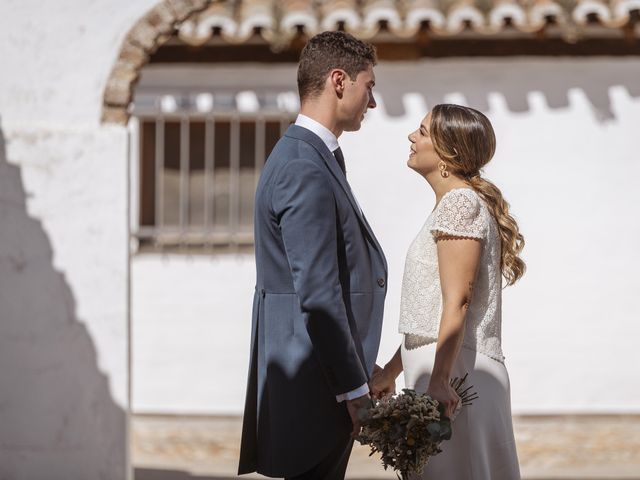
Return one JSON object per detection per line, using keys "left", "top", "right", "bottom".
{"left": 285, "top": 125, "right": 382, "bottom": 255}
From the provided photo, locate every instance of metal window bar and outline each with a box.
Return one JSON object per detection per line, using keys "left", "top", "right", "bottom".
{"left": 229, "top": 117, "right": 240, "bottom": 246}
{"left": 204, "top": 117, "right": 215, "bottom": 242}
{"left": 136, "top": 112, "right": 296, "bottom": 250}
{"left": 154, "top": 118, "right": 165, "bottom": 235}
{"left": 254, "top": 117, "right": 265, "bottom": 191}
{"left": 128, "top": 117, "right": 140, "bottom": 237}
{"left": 179, "top": 117, "right": 190, "bottom": 236}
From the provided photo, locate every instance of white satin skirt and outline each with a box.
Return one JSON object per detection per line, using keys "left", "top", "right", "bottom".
{"left": 401, "top": 337, "right": 521, "bottom": 480}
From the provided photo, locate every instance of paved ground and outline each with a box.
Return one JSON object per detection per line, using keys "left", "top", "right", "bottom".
{"left": 132, "top": 415, "right": 640, "bottom": 480}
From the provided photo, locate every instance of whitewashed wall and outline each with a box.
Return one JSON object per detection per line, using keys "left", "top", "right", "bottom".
{"left": 133, "top": 59, "right": 640, "bottom": 416}
{"left": 0, "top": 1, "right": 160, "bottom": 478}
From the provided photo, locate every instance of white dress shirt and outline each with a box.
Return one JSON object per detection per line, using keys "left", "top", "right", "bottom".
{"left": 295, "top": 114, "right": 340, "bottom": 153}
{"left": 294, "top": 114, "right": 370, "bottom": 403}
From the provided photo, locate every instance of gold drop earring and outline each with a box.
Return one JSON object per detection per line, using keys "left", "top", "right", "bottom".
{"left": 438, "top": 161, "right": 450, "bottom": 178}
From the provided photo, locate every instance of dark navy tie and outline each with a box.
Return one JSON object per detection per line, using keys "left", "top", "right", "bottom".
{"left": 333, "top": 147, "right": 346, "bottom": 176}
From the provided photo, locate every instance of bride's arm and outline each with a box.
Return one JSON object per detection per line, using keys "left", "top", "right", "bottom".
{"left": 369, "top": 346, "right": 403, "bottom": 398}
{"left": 384, "top": 346, "right": 403, "bottom": 379}
{"left": 427, "top": 235, "right": 482, "bottom": 417}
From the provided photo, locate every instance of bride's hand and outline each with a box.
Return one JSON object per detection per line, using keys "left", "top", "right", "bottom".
{"left": 369, "top": 364, "right": 396, "bottom": 399}
{"left": 426, "top": 380, "right": 461, "bottom": 419}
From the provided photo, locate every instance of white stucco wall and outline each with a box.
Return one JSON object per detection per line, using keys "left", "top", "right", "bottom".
{"left": 132, "top": 58, "right": 640, "bottom": 416}
{"left": 1, "top": 125, "right": 129, "bottom": 479}
{"left": 0, "top": 1, "right": 156, "bottom": 478}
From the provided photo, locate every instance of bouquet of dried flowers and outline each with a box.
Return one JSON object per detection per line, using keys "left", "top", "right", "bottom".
{"left": 356, "top": 374, "right": 478, "bottom": 480}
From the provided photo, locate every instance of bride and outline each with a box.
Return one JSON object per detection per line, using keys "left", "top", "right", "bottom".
{"left": 370, "top": 104, "right": 525, "bottom": 479}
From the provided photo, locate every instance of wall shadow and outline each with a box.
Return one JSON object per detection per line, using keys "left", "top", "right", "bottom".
{"left": 375, "top": 59, "right": 640, "bottom": 122}
{"left": 135, "top": 468, "right": 397, "bottom": 480}
{"left": 135, "top": 469, "right": 236, "bottom": 480}
{"left": 0, "top": 119, "right": 127, "bottom": 478}
{"left": 138, "top": 57, "right": 640, "bottom": 123}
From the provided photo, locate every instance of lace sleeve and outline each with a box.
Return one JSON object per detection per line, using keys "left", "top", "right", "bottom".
{"left": 431, "top": 188, "right": 487, "bottom": 239}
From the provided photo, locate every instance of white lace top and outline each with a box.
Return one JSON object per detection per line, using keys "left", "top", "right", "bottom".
{"left": 398, "top": 188, "right": 505, "bottom": 363}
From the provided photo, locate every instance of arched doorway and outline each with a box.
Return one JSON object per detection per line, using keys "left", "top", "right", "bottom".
{"left": 101, "top": 0, "right": 214, "bottom": 126}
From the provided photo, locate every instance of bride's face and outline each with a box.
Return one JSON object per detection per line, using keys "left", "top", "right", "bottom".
{"left": 407, "top": 113, "right": 440, "bottom": 175}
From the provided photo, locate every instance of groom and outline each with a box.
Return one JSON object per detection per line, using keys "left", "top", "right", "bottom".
{"left": 238, "top": 31, "right": 388, "bottom": 480}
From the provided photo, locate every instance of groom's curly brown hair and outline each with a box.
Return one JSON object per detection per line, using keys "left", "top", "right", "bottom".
{"left": 297, "top": 31, "right": 377, "bottom": 101}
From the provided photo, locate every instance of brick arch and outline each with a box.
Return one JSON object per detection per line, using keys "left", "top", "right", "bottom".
{"left": 101, "top": 0, "right": 217, "bottom": 125}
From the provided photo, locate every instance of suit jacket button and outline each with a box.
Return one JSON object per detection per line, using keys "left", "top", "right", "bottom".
{"left": 377, "top": 278, "right": 385, "bottom": 288}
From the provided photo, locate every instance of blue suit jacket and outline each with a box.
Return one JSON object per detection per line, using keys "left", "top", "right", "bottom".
{"left": 238, "top": 125, "right": 388, "bottom": 477}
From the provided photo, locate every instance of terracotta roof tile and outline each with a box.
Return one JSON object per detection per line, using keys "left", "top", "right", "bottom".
{"left": 177, "top": 0, "right": 640, "bottom": 46}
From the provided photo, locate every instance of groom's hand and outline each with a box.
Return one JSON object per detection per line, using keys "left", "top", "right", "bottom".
{"left": 346, "top": 393, "right": 372, "bottom": 438}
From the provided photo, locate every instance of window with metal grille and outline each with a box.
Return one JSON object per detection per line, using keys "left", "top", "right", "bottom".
{"left": 134, "top": 113, "right": 294, "bottom": 249}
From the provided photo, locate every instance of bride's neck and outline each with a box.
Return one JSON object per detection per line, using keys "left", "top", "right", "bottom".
{"left": 424, "top": 172, "right": 469, "bottom": 205}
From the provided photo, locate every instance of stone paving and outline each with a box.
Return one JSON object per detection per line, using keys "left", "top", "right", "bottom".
{"left": 132, "top": 415, "right": 640, "bottom": 480}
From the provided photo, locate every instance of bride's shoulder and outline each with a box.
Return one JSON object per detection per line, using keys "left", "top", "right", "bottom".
{"left": 437, "top": 187, "right": 481, "bottom": 214}
{"left": 432, "top": 188, "right": 487, "bottom": 239}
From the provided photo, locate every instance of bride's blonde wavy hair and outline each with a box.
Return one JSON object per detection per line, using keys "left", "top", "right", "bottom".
{"left": 429, "top": 104, "right": 525, "bottom": 286}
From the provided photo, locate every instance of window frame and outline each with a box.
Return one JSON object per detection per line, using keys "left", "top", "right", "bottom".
{"left": 130, "top": 110, "right": 296, "bottom": 252}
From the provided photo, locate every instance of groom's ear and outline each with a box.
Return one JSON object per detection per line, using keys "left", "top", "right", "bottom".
{"left": 329, "top": 69, "right": 346, "bottom": 97}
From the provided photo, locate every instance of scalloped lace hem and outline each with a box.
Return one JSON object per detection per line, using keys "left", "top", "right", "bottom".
{"left": 431, "top": 227, "right": 484, "bottom": 240}
{"left": 400, "top": 333, "right": 505, "bottom": 364}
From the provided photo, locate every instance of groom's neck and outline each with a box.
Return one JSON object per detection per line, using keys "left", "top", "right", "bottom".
{"left": 300, "top": 100, "right": 342, "bottom": 139}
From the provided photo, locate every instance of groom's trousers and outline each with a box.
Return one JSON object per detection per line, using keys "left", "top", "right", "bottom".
{"left": 284, "top": 436, "right": 354, "bottom": 480}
